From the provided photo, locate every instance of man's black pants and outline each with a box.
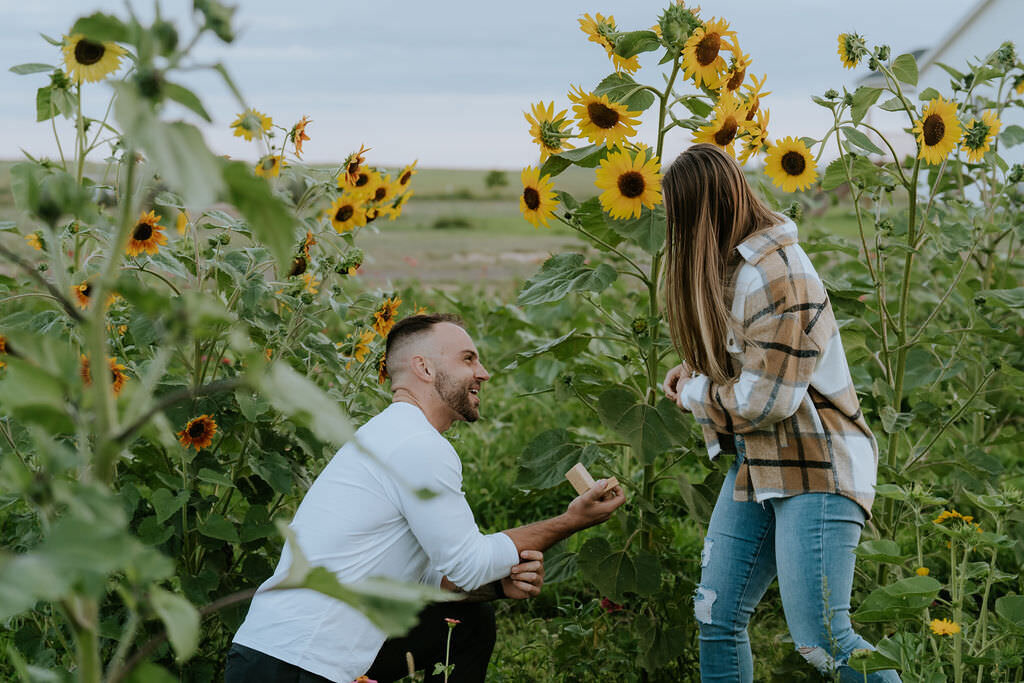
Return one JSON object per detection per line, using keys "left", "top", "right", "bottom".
{"left": 225, "top": 601, "right": 496, "bottom": 682}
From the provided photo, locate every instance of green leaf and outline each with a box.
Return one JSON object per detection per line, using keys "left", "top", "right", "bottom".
{"left": 613, "top": 30, "right": 661, "bottom": 59}
{"left": 577, "top": 537, "right": 637, "bottom": 601}
{"left": 256, "top": 361, "right": 353, "bottom": 446}
{"left": 504, "top": 329, "right": 585, "bottom": 371}
{"left": 125, "top": 663, "right": 178, "bottom": 683}
{"left": 0, "top": 357, "right": 73, "bottom": 433}
{"left": 841, "top": 126, "right": 884, "bottom": 156}
{"left": 574, "top": 196, "right": 624, "bottom": 251}
{"left": 596, "top": 388, "right": 674, "bottom": 464}
{"left": 879, "top": 96, "right": 909, "bottom": 113}
{"left": 149, "top": 587, "right": 199, "bottom": 661}
{"left": 1001, "top": 124, "right": 1024, "bottom": 149}
{"left": 677, "top": 96, "right": 712, "bottom": 118}
{"left": 605, "top": 203, "right": 665, "bottom": 255}
{"left": 541, "top": 145, "right": 610, "bottom": 179}
{"left": 235, "top": 389, "right": 271, "bottom": 420}
{"left": 848, "top": 647, "right": 902, "bottom": 675}
{"left": 516, "top": 429, "right": 605, "bottom": 489}
{"left": 918, "top": 87, "right": 941, "bottom": 101}
{"left": 879, "top": 406, "right": 914, "bottom": 433}
{"left": 854, "top": 539, "right": 910, "bottom": 565}
{"left": 163, "top": 81, "right": 212, "bottom": 122}
{"left": 9, "top": 63, "right": 53, "bottom": 75}
{"left": 271, "top": 522, "right": 446, "bottom": 636}
{"left": 850, "top": 87, "right": 882, "bottom": 125}
{"left": 70, "top": 12, "right": 130, "bottom": 43}
{"left": 196, "top": 468, "right": 233, "bottom": 487}
{"left": 891, "top": 53, "right": 919, "bottom": 86}
{"left": 198, "top": 513, "right": 238, "bottom": 543}
{"left": 222, "top": 161, "right": 294, "bottom": 271}
{"left": 539, "top": 155, "right": 571, "bottom": 178}
{"left": 995, "top": 595, "right": 1024, "bottom": 627}
{"left": 517, "top": 253, "right": 618, "bottom": 306}
{"left": 150, "top": 488, "right": 189, "bottom": 524}
{"left": 853, "top": 576, "right": 941, "bottom": 622}
{"left": 934, "top": 62, "right": 964, "bottom": 82}
{"left": 594, "top": 73, "right": 656, "bottom": 112}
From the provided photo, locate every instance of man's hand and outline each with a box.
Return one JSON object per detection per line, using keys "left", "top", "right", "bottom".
{"left": 662, "top": 362, "right": 692, "bottom": 402}
{"left": 566, "top": 479, "right": 626, "bottom": 531}
{"left": 501, "top": 550, "right": 544, "bottom": 600}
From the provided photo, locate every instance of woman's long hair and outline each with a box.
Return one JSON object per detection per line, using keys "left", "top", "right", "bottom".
{"left": 662, "top": 143, "right": 781, "bottom": 385}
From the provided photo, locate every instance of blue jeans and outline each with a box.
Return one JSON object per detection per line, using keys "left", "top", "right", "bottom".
{"left": 696, "top": 458, "right": 901, "bottom": 682}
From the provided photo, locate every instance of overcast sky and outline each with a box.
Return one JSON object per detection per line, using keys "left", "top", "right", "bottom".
{"left": 0, "top": 0, "right": 988, "bottom": 169}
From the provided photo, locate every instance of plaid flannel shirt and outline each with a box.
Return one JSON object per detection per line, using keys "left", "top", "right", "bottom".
{"left": 679, "top": 220, "right": 878, "bottom": 517}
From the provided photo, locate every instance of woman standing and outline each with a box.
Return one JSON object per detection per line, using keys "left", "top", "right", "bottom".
{"left": 661, "top": 143, "right": 899, "bottom": 682}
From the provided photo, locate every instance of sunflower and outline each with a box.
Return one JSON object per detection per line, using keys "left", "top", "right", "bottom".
{"left": 961, "top": 110, "right": 1001, "bottom": 163}
{"left": 287, "top": 255, "right": 307, "bottom": 277}
{"left": 519, "top": 167, "right": 558, "bottom": 228}
{"left": 301, "top": 230, "right": 316, "bottom": 257}
{"left": 301, "top": 272, "right": 319, "bottom": 294}
{"left": 681, "top": 17, "right": 737, "bottom": 89}
{"left": 525, "top": 101, "right": 575, "bottom": 161}
{"left": 1015, "top": 74, "right": 1024, "bottom": 96}
{"left": 741, "top": 73, "right": 770, "bottom": 121}
{"left": 722, "top": 45, "right": 752, "bottom": 93}
{"left": 568, "top": 86, "right": 641, "bottom": 149}
{"left": 255, "top": 154, "right": 284, "bottom": 178}
{"left": 175, "top": 211, "right": 189, "bottom": 235}
{"left": 72, "top": 281, "right": 94, "bottom": 309}
{"left": 386, "top": 190, "right": 414, "bottom": 221}
{"left": 692, "top": 92, "right": 752, "bottom": 157}
{"left": 338, "top": 166, "right": 380, "bottom": 195}
{"left": 126, "top": 210, "right": 168, "bottom": 257}
{"left": 369, "top": 175, "right": 398, "bottom": 206}
{"left": 291, "top": 116, "right": 311, "bottom": 158}
{"left": 837, "top": 33, "right": 867, "bottom": 70}
{"left": 80, "top": 355, "right": 128, "bottom": 396}
{"left": 343, "top": 144, "right": 371, "bottom": 185}
{"left": 178, "top": 415, "right": 218, "bottom": 450}
{"left": 377, "top": 352, "right": 388, "bottom": 384}
{"left": 578, "top": 13, "right": 640, "bottom": 73}
{"left": 25, "top": 233, "right": 42, "bottom": 250}
{"left": 342, "top": 329, "right": 375, "bottom": 368}
{"left": 396, "top": 160, "right": 418, "bottom": 190}
{"left": 327, "top": 193, "right": 368, "bottom": 233}
{"left": 764, "top": 136, "right": 818, "bottom": 192}
{"left": 738, "top": 106, "right": 770, "bottom": 164}
{"left": 0, "top": 335, "right": 8, "bottom": 368}
{"left": 230, "top": 109, "right": 273, "bottom": 141}
{"left": 912, "top": 97, "right": 963, "bottom": 165}
{"left": 594, "top": 148, "right": 663, "bottom": 220}
{"left": 929, "top": 619, "right": 961, "bottom": 637}
{"left": 62, "top": 34, "right": 125, "bottom": 84}
{"left": 373, "top": 297, "right": 402, "bottom": 337}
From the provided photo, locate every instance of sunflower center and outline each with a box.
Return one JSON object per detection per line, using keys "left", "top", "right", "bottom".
{"left": 399, "top": 171, "right": 412, "bottom": 185}
{"left": 355, "top": 173, "right": 369, "bottom": 187}
{"left": 188, "top": 421, "right": 206, "bottom": 437}
{"left": 781, "top": 151, "right": 806, "bottom": 177}
{"left": 133, "top": 222, "right": 153, "bottom": 241}
{"left": 523, "top": 187, "right": 541, "bottom": 210}
{"left": 74, "top": 39, "right": 106, "bottom": 66}
{"left": 366, "top": 208, "right": 379, "bottom": 222}
{"left": 617, "top": 171, "right": 646, "bottom": 198}
{"left": 374, "top": 187, "right": 387, "bottom": 202}
{"left": 746, "top": 98, "right": 759, "bottom": 121}
{"left": 696, "top": 32, "right": 721, "bottom": 66}
{"left": 713, "top": 118, "right": 739, "bottom": 146}
{"left": 82, "top": 283, "right": 92, "bottom": 298}
{"left": 922, "top": 114, "right": 946, "bottom": 146}
{"left": 348, "top": 161, "right": 361, "bottom": 176}
{"left": 336, "top": 205, "right": 355, "bottom": 222}
{"left": 727, "top": 68, "right": 746, "bottom": 91}
{"left": 587, "top": 102, "right": 621, "bottom": 129}
{"left": 288, "top": 256, "right": 307, "bottom": 276}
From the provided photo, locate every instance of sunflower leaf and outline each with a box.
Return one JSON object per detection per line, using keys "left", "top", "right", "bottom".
{"left": 879, "top": 96, "right": 910, "bottom": 113}
{"left": 221, "top": 161, "right": 293, "bottom": 271}
{"left": 544, "top": 144, "right": 609, "bottom": 173}
{"left": 605, "top": 204, "right": 665, "bottom": 255}
{"left": 70, "top": 13, "right": 130, "bottom": 44}
{"left": 574, "top": 196, "right": 624, "bottom": 251}
{"left": 539, "top": 155, "right": 571, "bottom": 178}
{"left": 841, "top": 127, "right": 884, "bottom": 156}
{"left": 1001, "top": 124, "right": 1024, "bottom": 148}
{"left": 163, "top": 82, "right": 212, "bottom": 123}
{"left": 517, "top": 253, "right": 618, "bottom": 306}
{"left": 594, "top": 73, "right": 656, "bottom": 112}
{"left": 613, "top": 30, "right": 661, "bottom": 59}
{"left": 891, "top": 53, "right": 919, "bottom": 87}
{"left": 918, "top": 87, "right": 941, "bottom": 102}
{"left": 9, "top": 63, "right": 54, "bottom": 75}
{"left": 850, "top": 86, "right": 882, "bottom": 125}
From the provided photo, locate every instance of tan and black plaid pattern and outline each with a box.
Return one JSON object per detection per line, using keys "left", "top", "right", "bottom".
{"left": 680, "top": 221, "right": 878, "bottom": 517}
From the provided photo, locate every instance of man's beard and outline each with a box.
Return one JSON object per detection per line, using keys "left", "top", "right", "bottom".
{"left": 435, "top": 370, "right": 479, "bottom": 422}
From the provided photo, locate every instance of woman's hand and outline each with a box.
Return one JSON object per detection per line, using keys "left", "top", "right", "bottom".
{"left": 662, "top": 362, "right": 692, "bottom": 402}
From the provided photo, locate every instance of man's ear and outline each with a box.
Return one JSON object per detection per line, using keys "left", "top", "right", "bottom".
{"left": 409, "top": 354, "right": 433, "bottom": 382}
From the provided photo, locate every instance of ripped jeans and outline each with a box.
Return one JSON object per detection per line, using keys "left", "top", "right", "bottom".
{"left": 695, "top": 458, "right": 900, "bottom": 682}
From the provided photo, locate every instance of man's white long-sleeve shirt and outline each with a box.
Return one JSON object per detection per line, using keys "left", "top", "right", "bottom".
{"left": 233, "top": 401, "right": 520, "bottom": 682}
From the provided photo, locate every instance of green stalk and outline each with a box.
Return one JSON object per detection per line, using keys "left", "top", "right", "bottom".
{"left": 71, "top": 619, "right": 101, "bottom": 683}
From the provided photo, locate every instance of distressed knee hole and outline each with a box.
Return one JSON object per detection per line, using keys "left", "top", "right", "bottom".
{"left": 700, "top": 537, "right": 713, "bottom": 568}
{"left": 797, "top": 645, "right": 836, "bottom": 673}
{"left": 693, "top": 585, "right": 717, "bottom": 624}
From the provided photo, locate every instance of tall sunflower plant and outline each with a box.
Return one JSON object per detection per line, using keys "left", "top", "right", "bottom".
{"left": 797, "top": 35, "right": 1024, "bottom": 682}
{"left": 1, "top": 5, "right": 435, "bottom": 683}
{"left": 512, "top": 3, "right": 786, "bottom": 675}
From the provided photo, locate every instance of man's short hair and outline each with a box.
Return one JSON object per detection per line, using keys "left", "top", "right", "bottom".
{"left": 384, "top": 313, "right": 464, "bottom": 379}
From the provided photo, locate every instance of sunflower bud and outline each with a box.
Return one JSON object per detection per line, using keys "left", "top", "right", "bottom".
{"left": 134, "top": 67, "right": 164, "bottom": 100}
{"left": 843, "top": 92, "right": 855, "bottom": 107}
{"left": 974, "top": 294, "right": 986, "bottom": 308}
{"left": 1008, "top": 164, "right": 1024, "bottom": 184}
{"left": 824, "top": 89, "right": 840, "bottom": 100}
{"left": 876, "top": 217, "right": 894, "bottom": 234}
{"left": 876, "top": 45, "right": 891, "bottom": 62}
{"left": 631, "top": 317, "right": 649, "bottom": 336}
{"left": 218, "top": 233, "right": 231, "bottom": 245}
{"left": 49, "top": 69, "right": 71, "bottom": 91}
{"left": 37, "top": 262, "right": 49, "bottom": 272}
{"left": 152, "top": 19, "right": 179, "bottom": 56}
{"left": 963, "top": 73, "right": 974, "bottom": 89}
{"left": 658, "top": 4, "right": 701, "bottom": 49}
{"left": 300, "top": 292, "right": 315, "bottom": 305}
{"left": 868, "top": 56, "right": 879, "bottom": 72}
{"left": 991, "top": 42, "right": 1016, "bottom": 71}
{"left": 207, "top": 237, "right": 219, "bottom": 248}
{"left": 337, "top": 247, "right": 364, "bottom": 275}
{"left": 194, "top": 0, "right": 236, "bottom": 43}
{"left": 782, "top": 201, "right": 803, "bottom": 223}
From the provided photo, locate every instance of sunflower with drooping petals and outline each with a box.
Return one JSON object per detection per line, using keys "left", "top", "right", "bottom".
{"left": 175, "top": 211, "right": 188, "bottom": 235}
{"left": 738, "top": 106, "right": 770, "bottom": 164}
{"left": 231, "top": 109, "right": 272, "bottom": 141}
{"left": 344, "top": 145, "right": 371, "bottom": 185}
{"left": 373, "top": 297, "right": 402, "bottom": 337}
{"left": 327, "top": 193, "right": 368, "bottom": 233}
{"left": 178, "top": 415, "right": 218, "bottom": 450}
{"left": 525, "top": 101, "right": 575, "bottom": 161}
{"left": 126, "top": 210, "right": 168, "bottom": 257}
{"left": 764, "top": 136, "right": 818, "bottom": 192}
{"left": 377, "top": 352, "right": 388, "bottom": 384}
{"left": 291, "top": 116, "right": 311, "bottom": 158}
{"left": 80, "top": 355, "right": 128, "bottom": 396}
{"left": 26, "top": 233, "right": 42, "bottom": 250}
{"left": 594, "top": 148, "right": 663, "bottom": 220}
{"left": 692, "top": 92, "right": 752, "bottom": 157}
{"left": 681, "top": 17, "right": 737, "bottom": 89}
{"left": 741, "top": 73, "right": 770, "bottom": 121}
{"left": 72, "top": 281, "right": 94, "bottom": 309}
{"left": 255, "top": 154, "right": 284, "bottom": 178}
{"left": 837, "top": 33, "right": 867, "bottom": 69}
{"left": 342, "top": 329, "right": 375, "bottom": 368}
{"left": 300, "top": 230, "right": 316, "bottom": 257}
{"left": 62, "top": 34, "right": 125, "bottom": 84}
{"left": 568, "top": 86, "right": 641, "bottom": 149}
{"left": 722, "top": 46, "right": 752, "bottom": 93}
{"left": 301, "top": 272, "right": 319, "bottom": 294}
{"left": 913, "top": 97, "right": 962, "bottom": 165}
{"left": 396, "top": 160, "right": 418, "bottom": 189}
{"left": 386, "top": 190, "right": 413, "bottom": 221}
{"left": 519, "top": 167, "right": 558, "bottom": 228}
{"left": 961, "top": 110, "right": 1001, "bottom": 163}
{"left": 578, "top": 13, "right": 640, "bottom": 74}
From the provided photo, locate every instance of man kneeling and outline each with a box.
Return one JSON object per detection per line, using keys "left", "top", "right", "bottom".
{"left": 227, "top": 314, "right": 626, "bottom": 682}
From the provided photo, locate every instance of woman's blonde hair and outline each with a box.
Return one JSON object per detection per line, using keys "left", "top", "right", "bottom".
{"left": 662, "top": 143, "right": 781, "bottom": 385}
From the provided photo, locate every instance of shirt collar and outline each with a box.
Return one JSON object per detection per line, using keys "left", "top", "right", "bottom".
{"left": 736, "top": 218, "right": 798, "bottom": 265}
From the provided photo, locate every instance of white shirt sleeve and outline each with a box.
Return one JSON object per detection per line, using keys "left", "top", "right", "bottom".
{"left": 388, "top": 434, "right": 520, "bottom": 591}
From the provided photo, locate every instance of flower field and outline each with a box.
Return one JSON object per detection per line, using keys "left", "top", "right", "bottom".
{"left": 0, "top": 3, "right": 1022, "bottom": 682}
